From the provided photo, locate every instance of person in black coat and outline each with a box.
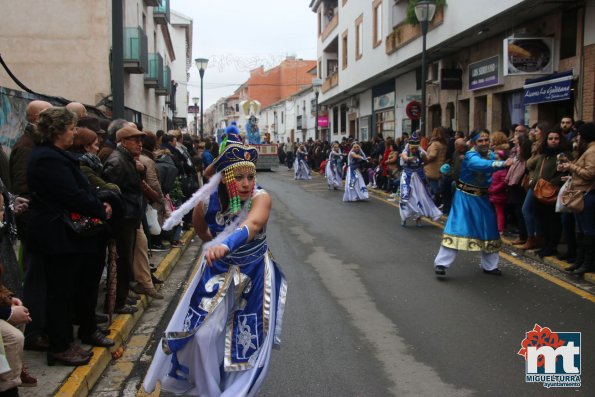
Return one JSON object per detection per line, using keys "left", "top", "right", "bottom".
{"left": 27, "top": 107, "right": 111, "bottom": 367}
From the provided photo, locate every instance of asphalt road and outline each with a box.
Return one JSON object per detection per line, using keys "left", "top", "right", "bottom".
{"left": 255, "top": 168, "right": 594, "bottom": 397}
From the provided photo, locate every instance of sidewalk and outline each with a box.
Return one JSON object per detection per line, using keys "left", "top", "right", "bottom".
{"left": 20, "top": 230, "right": 195, "bottom": 397}
{"left": 366, "top": 186, "right": 595, "bottom": 288}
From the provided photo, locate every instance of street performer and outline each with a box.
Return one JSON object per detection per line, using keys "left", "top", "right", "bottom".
{"left": 433, "top": 129, "right": 513, "bottom": 277}
{"left": 143, "top": 130, "right": 287, "bottom": 397}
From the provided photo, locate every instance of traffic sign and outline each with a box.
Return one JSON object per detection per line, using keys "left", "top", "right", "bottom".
{"left": 188, "top": 105, "right": 200, "bottom": 114}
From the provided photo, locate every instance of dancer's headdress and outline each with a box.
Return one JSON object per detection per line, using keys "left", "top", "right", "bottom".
{"left": 210, "top": 128, "right": 258, "bottom": 215}
{"left": 409, "top": 132, "right": 420, "bottom": 146}
{"left": 162, "top": 126, "right": 258, "bottom": 230}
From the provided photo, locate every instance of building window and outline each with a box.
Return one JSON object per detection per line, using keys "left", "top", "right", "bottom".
{"left": 355, "top": 14, "right": 363, "bottom": 60}
{"left": 342, "top": 30, "right": 348, "bottom": 69}
{"left": 333, "top": 106, "right": 339, "bottom": 134}
{"left": 373, "top": 0, "right": 382, "bottom": 48}
{"left": 318, "top": 10, "right": 322, "bottom": 36}
{"left": 560, "top": 8, "right": 577, "bottom": 59}
{"left": 340, "top": 105, "right": 347, "bottom": 133}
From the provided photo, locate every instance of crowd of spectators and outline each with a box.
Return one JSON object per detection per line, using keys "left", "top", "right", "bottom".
{"left": 281, "top": 116, "right": 595, "bottom": 275}
{"left": 0, "top": 101, "right": 218, "bottom": 395}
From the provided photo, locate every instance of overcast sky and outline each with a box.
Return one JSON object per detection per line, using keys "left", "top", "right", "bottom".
{"left": 171, "top": 0, "right": 317, "bottom": 111}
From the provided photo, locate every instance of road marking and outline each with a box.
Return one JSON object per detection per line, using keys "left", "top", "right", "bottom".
{"left": 370, "top": 191, "right": 595, "bottom": 303}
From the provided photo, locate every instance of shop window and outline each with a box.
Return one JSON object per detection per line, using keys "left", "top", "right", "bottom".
{"left": 375, "top": 109, "right": 395, "bottom": 138}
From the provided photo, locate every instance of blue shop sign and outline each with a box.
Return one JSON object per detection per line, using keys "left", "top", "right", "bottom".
{"left": 523, "top": 71, "right": 573, "bottom": 105}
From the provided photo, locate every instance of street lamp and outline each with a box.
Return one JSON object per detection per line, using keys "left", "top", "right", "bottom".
{"left": 312, "top": 78, "right": 323, "bottom": 140}
{"left": 192, "top": 96, "right": 199, "bottom": 136}
{"left": 194, "top": 57, "right": 209, "bottom": 139}
{"left": 414, "top": 0, "right": 436, "bottom": 136}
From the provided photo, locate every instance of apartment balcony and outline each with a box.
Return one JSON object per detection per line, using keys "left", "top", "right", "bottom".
{"left": 321, "top": 71, "right": 339, "bottom": 94}
{"left": 123, "top": 27, "right": 148, "bottom": 74}
{"left": 386, "top": 7, "right": 444, "bottom": 55}
{"left": 321, "top": 12, "right": 338, "bottom": 42}
{"left": 144, "top": 53, "right": 164, "bottom": 89}
{"left": 153, "top": 0, "right": 170, "bottom": 25}
{"left": 155, "top": 66, "right": 170, "bottom": 96}
{"left": 143, "top": 0, "right": 160, "bottom": 6}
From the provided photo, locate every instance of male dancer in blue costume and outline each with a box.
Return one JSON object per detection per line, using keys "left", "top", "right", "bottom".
{"left": 434, "top": 129, "right": 513, "bottom": 276}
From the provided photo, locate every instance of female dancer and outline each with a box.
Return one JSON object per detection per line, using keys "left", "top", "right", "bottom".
{"left": 143, "top": 133, "right": 287, "bottom": 397}
{"left": 294, "top": 144, "right": 312, "bottom": 180}
{"left": 343, "top": 143, "right": 369, "bottom": 201}
{"left": 399, "top": 133, "right": 442, "bottom": 227}
{"left": 325, "top": 143, "right": 343, "bottom": 190}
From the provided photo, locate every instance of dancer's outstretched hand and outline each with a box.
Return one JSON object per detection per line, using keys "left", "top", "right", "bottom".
{"left": 204, "top": 245, "right": 230, "bottom": 267}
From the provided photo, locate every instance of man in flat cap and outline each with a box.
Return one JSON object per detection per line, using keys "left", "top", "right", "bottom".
{"left": 102, "top": 126, "right": 146, "bottom": 314}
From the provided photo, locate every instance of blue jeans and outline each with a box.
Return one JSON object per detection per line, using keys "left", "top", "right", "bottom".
{"left": 576, "top": 191, "right": 595, "bottom": 237}
{"left": 522, "top": 188, "right": 542, "bottom": 237}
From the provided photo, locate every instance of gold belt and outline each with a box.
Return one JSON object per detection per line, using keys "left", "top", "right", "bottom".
{"left": 456, "top": 180, "right": 487, "bottom": 196}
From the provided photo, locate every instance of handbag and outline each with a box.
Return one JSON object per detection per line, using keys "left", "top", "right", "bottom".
{"left": 145, "top": 205, "right": 161, "bottom": 236}
{"left": 64, "top": 212, "right": 106, "bottom": 238}
{"left": 533, "top": 158, "right": 559, "bottom": 205}
{"left": 555, "top": 178, "right": 573, "bottom": 213}
{"left": 560, "top": 180, "right": 585, "bottom": 212}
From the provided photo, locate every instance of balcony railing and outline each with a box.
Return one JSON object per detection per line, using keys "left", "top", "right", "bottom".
{"left": 321, "top": 71, "right": 339, "bottom": 94}
{"left": 144, "top": 53, "right": 164, "bottom": 89}
{"left": 153, "top": 0, "right": 170, "bottom": 25}
{"left": 321, "top": 12, "right": 338, "bottom": 42}
{"left": 123, "top": 27, "right": 148, "bottom": 74}
{"left": 156, "top": 66, "right": 170, "bottom": 96}
{"left": 386, "top": 7, "right": 444, "bottom": 55}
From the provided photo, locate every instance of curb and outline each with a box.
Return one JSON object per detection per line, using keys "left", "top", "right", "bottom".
{"left": 54, "top": 230, "right": 195, "bottom": 397}
{"left": 365, "top": 186, "right": 595, "bottom": 287}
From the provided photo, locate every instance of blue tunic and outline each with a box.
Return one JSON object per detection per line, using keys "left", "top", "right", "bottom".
{"left": 143, "top": 188, "right": 287, "bottom": 396}
{"left": 441, "top": 149, "right": 503, "bottom": 253}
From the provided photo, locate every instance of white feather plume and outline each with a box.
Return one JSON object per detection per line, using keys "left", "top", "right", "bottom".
{"left": 162, "top": 172, "right": 222, "bottom": 231}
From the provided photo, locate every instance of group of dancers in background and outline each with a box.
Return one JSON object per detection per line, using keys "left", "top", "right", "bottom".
{"left": 293, "top": 135, "right": 442, "bottom": 224}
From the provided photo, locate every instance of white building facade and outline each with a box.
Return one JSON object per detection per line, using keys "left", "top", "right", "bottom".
{"left": 310, "top": 0, "right": 594, "bottom": 140}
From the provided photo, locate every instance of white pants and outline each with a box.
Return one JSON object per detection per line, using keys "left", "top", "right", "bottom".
{"left": 434, "top": 246, "right": 499, "bottom": 271}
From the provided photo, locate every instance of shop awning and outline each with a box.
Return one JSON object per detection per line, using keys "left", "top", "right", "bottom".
{"left": 523, "top": 70, "right": 573, "bottom": 105}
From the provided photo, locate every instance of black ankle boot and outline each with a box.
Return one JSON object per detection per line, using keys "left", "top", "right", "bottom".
{"left": 574, "top": 236, "right": 595, "bottom": 275}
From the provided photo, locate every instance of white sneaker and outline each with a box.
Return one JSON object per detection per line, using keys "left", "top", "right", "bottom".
{"left": 371, "top": 184, "right": 377, "bottom": 189}
{"left": 387, "top": 198, "right": 397, "bottom": 202}
{"left": 389, "top": 193, "right": 397, "bottom": 198}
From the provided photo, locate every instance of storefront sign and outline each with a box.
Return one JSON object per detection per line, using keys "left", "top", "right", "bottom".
{"left": 523, "top": 71, "right": 573, "bottom": 105}
{"left": 503, "top": 37, "right": 554, "bottom": 76}
{"left": 373, "top": 92, "right": 395, "bottom": 110}
{"left": 317, "top": 115, "right": 329, "bottom": 128}
{"left": 441, "top": 69, "right": 462, "bottom": 90}
{"left": 468, "top": 56, "right": 500, "bottom": 90}
{"left": 405, "top": 101, "right": 421, "bottom": 120}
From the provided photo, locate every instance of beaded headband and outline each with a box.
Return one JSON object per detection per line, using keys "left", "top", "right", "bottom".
{"left": 211, "top": 142, "right": 258, "bottom": 215}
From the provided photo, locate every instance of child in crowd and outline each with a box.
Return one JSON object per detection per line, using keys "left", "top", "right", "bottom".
{"left": 488, "top": 150, "right": 509, "bottom": 234}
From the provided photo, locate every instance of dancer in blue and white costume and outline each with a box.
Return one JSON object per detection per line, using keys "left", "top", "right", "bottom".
{"left": 143, "top": 132, "right": 287, "bottom": 397}
{"left": 399, "top": 133, "right": 442, "bottom": 227}
{"left": 293, "top": 144, "right": 311, "bottom": 180}
{"left": 343, "top": 142, "right": 369, "bottom": 201}
{"left": 433, "top": 129, "right": 512, "bottom": 277}
{"left": 325, "top": 143, "right": 343, "bottom": 190}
